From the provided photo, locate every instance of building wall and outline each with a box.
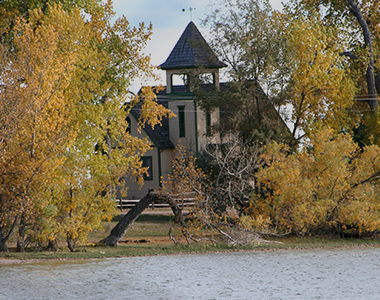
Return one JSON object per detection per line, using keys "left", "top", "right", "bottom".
{"left": 196, "top": 106, "right": 220, "bottom": 151}
{"left": 160, "top": 148, "right": 173, "bottom": 182}
{"left": 121, "top": 82, "right": 221, "bottom": 199}
{"left": 168, "top": 98, "right": 220, "bottom": 154}
{"left": 167, "top": 99, "right": 198, "bottom": 153}
{"left": 119, "top": 115, "right": 174, "bottom": 200}
{"left": 165, "top": 68, "right": 221, "bottom": 154}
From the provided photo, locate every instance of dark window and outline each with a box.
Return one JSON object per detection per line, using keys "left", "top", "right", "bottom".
{"left": 142, "top": 156, "right": 153, "bottom": 180}
{"left": 178, "top": 106, "right": 185, "bottom": 137}
{"left": 126, "top": 117, "right": 131, "bottom": 134}
{"left": 206, "top": 110, "right": 211, "bottom": 136}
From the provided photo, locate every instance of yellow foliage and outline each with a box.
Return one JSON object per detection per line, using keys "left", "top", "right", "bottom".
{"left": 0, "top": 2, "right": 172, "bottom": 250}
{"left": 282, "top": 11, "right": 356, "bottom": 148}
{"left": 240, "top": 214, "right": 271, "bottom": 232}
{"left": 254, "top": 128, "right": 380, "bottom": 236}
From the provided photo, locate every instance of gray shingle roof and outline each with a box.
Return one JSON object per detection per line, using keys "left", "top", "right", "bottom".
{"left": 160, "top": 21, "right": 226, "bottom": 70}
{"left": 130, "top": 100, "right": 174, "bottom": 149}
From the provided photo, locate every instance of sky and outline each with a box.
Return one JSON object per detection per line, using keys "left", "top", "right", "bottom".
{"left": 111, "top": 0, "right": 289, "bottom": 91}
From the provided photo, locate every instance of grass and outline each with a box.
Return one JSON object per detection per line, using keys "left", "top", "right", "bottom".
{"left": 1, "top": 212, "right": 380, "bottom": 261}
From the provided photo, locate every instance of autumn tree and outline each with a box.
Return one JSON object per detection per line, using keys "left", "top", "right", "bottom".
{"left": 284, "top": 0, "right": 380, "bottom": 145}
{"left": 38, "top": 3, "right": 166, "bottom": 252}
{"left": 0, "top": 8, "right": 77, "bottom": 252}
{"left": 288, "top": 0, "right": 380, "bottom": 109}
{"left": 282, "top": 12, "right": 356, "bottom": 149}
{"left": 252, "top": 128, "right": 380, "bottom": 236}
{"left": 185, "top": 0, "right": 380, "bottom": 240}
{"left": 0, "top": 1, "right": 172, "bottom": 252}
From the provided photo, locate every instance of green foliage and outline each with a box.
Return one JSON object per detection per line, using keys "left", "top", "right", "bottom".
{"left": 201, "top": 0, "right": 290, "bottom": 142}
{"left": 196, "top": 80, "right": 290, "bottom": 143}
{"left": 203, "top": 0, "right": 287, "bottom": 94}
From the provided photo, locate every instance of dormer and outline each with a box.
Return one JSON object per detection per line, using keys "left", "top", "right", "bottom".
{"left": 160, "top": 21, "right": 226, "bottom": 94}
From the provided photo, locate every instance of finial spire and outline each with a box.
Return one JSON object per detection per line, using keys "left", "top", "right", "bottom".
{"left": 182, "top": 7, "right": 196, "bottom": 21}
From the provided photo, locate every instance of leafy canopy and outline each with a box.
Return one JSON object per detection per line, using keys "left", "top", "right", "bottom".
{"left": 254, "top": 128, "right": 380, "bottom": 236}
{"left": 0, "top": 1, "right": 172, "bottom": 251}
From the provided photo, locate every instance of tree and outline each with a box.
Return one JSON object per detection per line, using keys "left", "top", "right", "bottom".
{"left": 0, "top": 7, "right": 77, "bottom": 252}
{"left": 204, "top": 0, "right": 380, "bottom": 149}
{"left": 287, "top": 0, "right": 380, "bottom": 110}
{"left": 253, "top": 128, "right": 380, "bottom": 236}
{"left": 201, "top": 0, "right": 290, "bottom": 142}
{"left": 159, "top": 144, "right": 265, "bottom": 246}
{"left": 282, "top": 12, "right": 356, "bottom": 149}
{"left": 196, "top": 138, "right": 263, "bottom": 213}
{"left": 0, "top": 2, "right": 172, "bottom": 252}
{"left": 203, "top": 0, "right": 287, "bottom": 96}
{"left": 284, "top": 0, "right": 380, "bottom": 146}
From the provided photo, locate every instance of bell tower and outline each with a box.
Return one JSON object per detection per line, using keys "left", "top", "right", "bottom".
{"left": 160, "top": 21, "right": 226, "bottom": 152}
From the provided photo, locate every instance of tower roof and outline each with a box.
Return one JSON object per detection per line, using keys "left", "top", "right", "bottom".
{"left": 160, "top": 22, "right": 226, "bottom": 70}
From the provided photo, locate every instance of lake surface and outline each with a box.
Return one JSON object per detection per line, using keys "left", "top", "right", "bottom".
{"left": 1, "top": 247, "right": 380, "bottom": 299}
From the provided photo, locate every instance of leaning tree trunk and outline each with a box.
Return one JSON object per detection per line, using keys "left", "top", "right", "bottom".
{"left": 347, "top": 0, "right": 378, "bottom": 110}
{"left": 99, "top": 189, "right": 160, "bottom": 246}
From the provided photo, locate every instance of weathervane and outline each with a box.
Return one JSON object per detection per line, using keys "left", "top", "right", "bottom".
{"left": 182, "top": 7, "right": 196, "bottom": 21}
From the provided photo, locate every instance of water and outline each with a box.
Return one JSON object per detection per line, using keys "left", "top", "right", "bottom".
{"left": 1, "top": 247, "right": 380, "bottom": 299}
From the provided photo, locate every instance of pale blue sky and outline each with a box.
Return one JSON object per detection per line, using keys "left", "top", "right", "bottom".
{"left": 111, "top": 0, "right": 288, "bottom": 90}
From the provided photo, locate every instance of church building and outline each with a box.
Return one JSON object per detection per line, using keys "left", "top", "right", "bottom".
{"left": 122, "top": 21, "right": 289, "bottom": 199}
{"left": 123, "top": 21, "right": 226, "bottom": 199}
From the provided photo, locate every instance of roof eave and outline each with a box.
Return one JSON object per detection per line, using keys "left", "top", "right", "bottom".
{"left": 160, "top": 64, "right": 227, "bottom": 70}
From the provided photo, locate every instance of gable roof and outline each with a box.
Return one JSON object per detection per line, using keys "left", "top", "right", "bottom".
{"left": 130, "top": 100, "right": 174, "bottom": 149}
{"left": 160, "top": 21, "right": 226, "bottom": 70}
{"left": 218, "top": 81, "right": 291, "bottom": 142}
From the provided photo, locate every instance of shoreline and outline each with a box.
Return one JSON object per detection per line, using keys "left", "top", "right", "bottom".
{"left": 1, "top": 239, "right": 380, "bottom": 264}
{"left": 2, "top": 213, "right": 380, "bottom": 264}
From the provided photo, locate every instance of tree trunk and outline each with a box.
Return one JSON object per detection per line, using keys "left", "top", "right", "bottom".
{"left": 0, "top": 217, "right": 18, "bottom": 252}
{"left": 99, "top": 189, "right": 160, "bottom": 246}
{"left": 17, "top": 213, "right": 26, "bottom": 252}
{"left": 0, "top": 231, "right": 8, "bottom": 252}
{"left": 375, "top": 71, "right": 380, "bottom": 96}
{"left": 347, "top": 0, "right": 378, "bottom": 110}
{"left": 47, "top": 239, "right": 58, "bottom": 252}
{"left": 168, "top": 200, "right": 182, "bottom": 224}
{"left": 67, "top": 236, "right": 76, "bottom": 252}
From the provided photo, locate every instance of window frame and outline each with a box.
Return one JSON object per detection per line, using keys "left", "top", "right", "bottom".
{"left": 141, "top": 156, "right": 153, "bottom": 181}
{"left": 178, "top": 105, "right": 186, "bottom": 137}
